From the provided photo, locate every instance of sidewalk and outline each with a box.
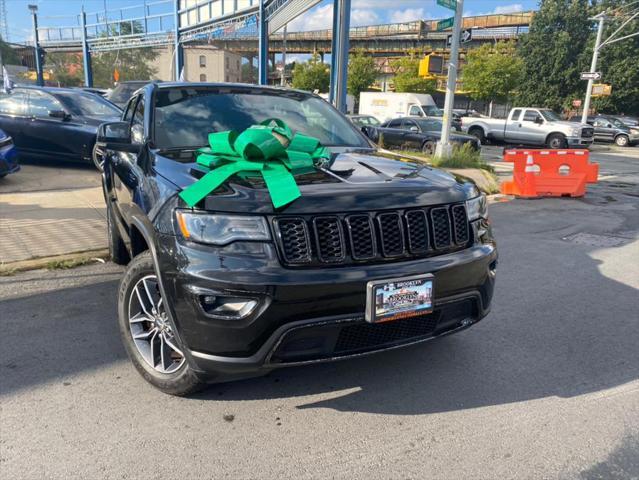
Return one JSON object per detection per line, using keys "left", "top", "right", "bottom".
{"left": 0, "top": 186, "right": 107, "bottom": 265}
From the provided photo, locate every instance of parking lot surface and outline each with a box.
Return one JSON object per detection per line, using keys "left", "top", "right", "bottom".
{"left": 1, "top": 150, "right": 638, "bottom": 479}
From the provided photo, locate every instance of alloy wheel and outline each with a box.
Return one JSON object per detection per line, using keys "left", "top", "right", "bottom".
{"left": 93, "top": 144, "right": 106, "bottom": 172}
{"left": 128, "top": 275, "right": 185, "bottom": 374}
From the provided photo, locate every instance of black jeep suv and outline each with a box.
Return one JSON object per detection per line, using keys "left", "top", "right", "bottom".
{"left": 100, "top": 83, "right": 497, "bottom": 395}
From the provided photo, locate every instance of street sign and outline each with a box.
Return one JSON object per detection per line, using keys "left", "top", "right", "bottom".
{"left": 447, "top": 34, "right": 453, "bottom": 46}
{"left": 580, "top": 71, "right": 602, "bottom": 81}
{"left": 437, "top": 17, "right": 454, "bottom": 31}
{"left": 592, "top": 83, "right": 612, "bottom": 97}
{"left": 460, "top": 29, "right": 472, "bottom": 43}
{"left": 437, "top": 0, "right": 457, "bottom": 11}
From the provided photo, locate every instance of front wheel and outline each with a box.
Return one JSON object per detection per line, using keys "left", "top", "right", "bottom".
{"left": 468, "top": 127, "right": 486, "bottom": 144}
{"left": 546, "top": 133, "right": 567, "bottom": 149}
{"left": 615, "top": 134, "right": 629, "bottom": 147}
{"left": 93, "top": 143, "right": 106, "bottom": 172}
{"left": 118, "top": 251, "right": 206, "bottom": 396}
{"left": 422, "top": 140, "right": 436, "bottom": 155}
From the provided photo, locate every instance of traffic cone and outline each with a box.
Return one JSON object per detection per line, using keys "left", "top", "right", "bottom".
{"left": 522, "top": 154, "right": 537, "bottom": 197}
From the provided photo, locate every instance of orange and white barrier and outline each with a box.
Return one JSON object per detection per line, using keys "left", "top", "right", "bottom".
{"left": 500, "top": 149, "right": 598, "bottom": 198}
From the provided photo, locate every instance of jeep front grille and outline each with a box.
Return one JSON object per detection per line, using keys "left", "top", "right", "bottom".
{"left": 273, "top": 203, "right": 471, "bottom": 266}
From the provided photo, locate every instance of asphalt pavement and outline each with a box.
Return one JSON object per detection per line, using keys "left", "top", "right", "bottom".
{"left": 1, "top": 150, "right": 638, "bottom": 479}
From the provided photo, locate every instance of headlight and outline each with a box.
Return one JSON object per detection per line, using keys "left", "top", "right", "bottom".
{"left": 571, "top": 128, "right": 581, "bottom": 136}
{"left": 175, "top": 211, "right": 271, "bottom": 245}
{"left": 466, "top": 194, "right": 487, "bottom": 221}
{"left": 0, "top": 134, "right": 12, "bottom": 147}
{"left": 630, "top": 128, "right": 639, "bottom": 135}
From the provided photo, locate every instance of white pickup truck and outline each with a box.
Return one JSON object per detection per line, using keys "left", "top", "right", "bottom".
{"left": 462, "top": 107, "right": 595, "bottom": 148}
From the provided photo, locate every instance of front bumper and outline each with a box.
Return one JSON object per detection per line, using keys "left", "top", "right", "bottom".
{"left": 568, "top": 136, "right": 593, "bottom": 147}
{"left": 0, "top": 144, "right": 19, "bottom": 176}
{"left": 155, "top": 223, "right": 497, "bottom": 378}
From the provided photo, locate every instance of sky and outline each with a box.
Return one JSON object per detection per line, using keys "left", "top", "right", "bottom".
{"left": 3, "top": 0, "right": 538, "bottom": 43}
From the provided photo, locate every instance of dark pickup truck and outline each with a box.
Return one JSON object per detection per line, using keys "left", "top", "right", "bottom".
{"left": 99, "top": 83, "right": 497, "bottom": 395}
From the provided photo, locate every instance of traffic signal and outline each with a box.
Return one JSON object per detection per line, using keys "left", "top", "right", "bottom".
{"left": 419, "top": 55, "right": 444, "bottom": 77}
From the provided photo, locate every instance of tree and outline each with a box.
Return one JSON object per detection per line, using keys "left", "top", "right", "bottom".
{"left": 391, "top": 55, "right": 436, "bottom": 94}
{"left": 347, "top": 51, "right": 377, "bottom": 108}
{"left": 45, "top": 52, "right": 84, "bottom": 87}
{"left": 515, "top": 0, "right": 592, "bottom": 111}
{"left": 0, "top": 36, "right": 19, "bottom": 65}
{"left": 291, "top": 53, "right": 330, "bottom": 92}
{"left": 90, "top": 21, "right": 158, "bottom": 88}
{"left": 589, "top": 0, "right": 639, "bottom": 115}
{"left": 462, "top": 41, "right": 523, "bottom": 116}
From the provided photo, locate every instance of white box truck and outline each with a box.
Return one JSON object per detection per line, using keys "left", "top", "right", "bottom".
{"left": 358, "top": 92, "right": 439, "bottom": 122}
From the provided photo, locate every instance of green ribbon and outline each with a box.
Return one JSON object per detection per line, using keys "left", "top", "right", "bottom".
{"left": 178, "top": 119, "right": 330, "bottom": 209}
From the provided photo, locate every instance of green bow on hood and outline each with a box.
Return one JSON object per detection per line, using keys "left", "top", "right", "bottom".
{"left": 179, "top": 118, "right": 330, "bottom": 209}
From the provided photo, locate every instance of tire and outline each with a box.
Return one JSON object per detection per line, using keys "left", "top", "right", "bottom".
{"left": 468, "top": 127, "right": 486, "bottom": 144}
{"left": 422, "top": 140, "right": 436, "bottom": 155}
{"left": 118, "top": 251, "right": 206, "bottom": 396}
{"left": 93, "top": 143, "right": 106, "bottom": 172}
{"left": 546, "top": 133, "right": 567, "bottom": 149}
{"left": 615, "top": 134, "right": 629, "bottom": 147}
{"left": 107, "top": 201, "right": 130, "bottom": 266}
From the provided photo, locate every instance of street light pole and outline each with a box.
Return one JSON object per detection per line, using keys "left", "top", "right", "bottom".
{"left": 435, "top": 0, "right": 464, "bottom": 158}
{"left": 581, "top": 14, "right": 605, "bottom": 124}
{"left": 281, "top": 25, "right": 286, "bottom": 86}
{"left": 28, "top": 4, "right": 44, "bottom": 87}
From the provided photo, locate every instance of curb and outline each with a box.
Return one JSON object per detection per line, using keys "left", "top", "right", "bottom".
{"left": 0, "top": 249, "right": 110, "bottom": 275}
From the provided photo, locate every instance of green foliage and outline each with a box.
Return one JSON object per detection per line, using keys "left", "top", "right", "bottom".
{"left": 462, "top": 41, "right": 523, "bottom": 103}
{"left": 347, "top": 51, "right": 377, "bottom": 105}
{"left": 45, "top": 52, "right": 84, "bottom": 87}
{"left": 392, "top": 55, "right": 437, "bottom": 94}
{"left": 590, "top": 0, "right": 639, "bottom": 114}
{"left": 291, "top": 53, "right": 330, "bottom": 92}
{"left": 0, "top": 36, "right": 19, "bottom": 65}
{"left": 432, "top": 143, "right": 494, "bottom": 172}
{"left": 516, "top": 0, "right": 592, "bottom": 111}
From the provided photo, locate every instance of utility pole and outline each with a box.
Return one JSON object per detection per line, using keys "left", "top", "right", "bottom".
{"left": 281, "top": 25, "right": 286, "bottom": 86}
{"left": 435, "top": 0, "right": 464, "bottom": 158}
{"left": 581, "top": 13, "right": 605, "bottom": 124}
{"left": 28, "top": 4, "right": 44, "bottom": 87}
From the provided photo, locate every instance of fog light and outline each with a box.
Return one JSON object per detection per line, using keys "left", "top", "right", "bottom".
{"left": 199, "top": 295, "right": 258, "bottom": 320}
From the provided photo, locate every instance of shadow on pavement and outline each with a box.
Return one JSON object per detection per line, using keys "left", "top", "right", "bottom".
{"left": 1, "top": 199, "right": 638, "bottom": 417}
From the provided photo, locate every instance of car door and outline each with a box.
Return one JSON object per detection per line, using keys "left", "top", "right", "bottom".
{"left": 400, "top": 119, "right": 424, "bottom": 149}
{"left": 0, "top": 89, "right": 31, "bottom": 151}
{"left": 509, "top": 109, "right": 546, "bottom": 145}
{"left": 379, "top": 119, "right": 406, "bottom": 148}
{"left": 593, "top": 118, "right": 614, "bottom": 142}
{"left": 111, "top": 94, "right": 146, "bottom": 227}
{"left": 22, "top": 90, "right": 79, "bottom": 161}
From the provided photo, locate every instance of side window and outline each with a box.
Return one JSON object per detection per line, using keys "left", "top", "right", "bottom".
{"left": 511, "top": 109, "right": 522, "bottom": 121}
{"left": 408, "top": 105, "right": 422, "bottom": 116}
{"left": 401, "top": 119, "right": 416, "bottom": 130}
{"left": 123, "top": 97, "right": 137, "bottom": 123}
{"left": 388, "top": 119, "right": 403, "bottom": 128}
{"left": 200, "top": 73, "right": 207, "bottom": 82}
{"left": 522, "top": 110, "right": 541, "bottom": 123}
{"left": 594, "top": 118, "right": 608, "bottom": 127}
{"left": 26, "top": 90, "right": 64, "bottom": 118}
{"left": 131, "top": 95, "right": 145, "bottom": 144}
{"left": 0, "top": 89, "right": 28, "bottom": 115}
{"left": 199, "top": 55, "right": 206, "bottom": 67}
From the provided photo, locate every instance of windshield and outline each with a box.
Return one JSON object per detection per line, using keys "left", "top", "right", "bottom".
{"left": 153, "top": 89, "right": 370, "bottom": 150}
{"left": 608, "top": 117, "right": 626, "bottom": 128}
{"left": 539, "top": 109, "right": 562, "bottom": 122}
{"left": 424, "top": 106, "right": 443, "bottom": 117}
{"left": 55, "top": 92, "right": 121, "bottom": 118}
{"left": 109, "top": 83, "right": 147, "bottom": 104}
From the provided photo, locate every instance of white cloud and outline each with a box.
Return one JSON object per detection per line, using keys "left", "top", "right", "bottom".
{"left": 390, "top": 8, "right": 425, "bottom": 23}
{"left": 493, "top": 4, "right": 524, "bottom": 14}
{"left": 351, "top": 9, "right": 380, "bottom": 26}
{"left": 288, "top": 3, "right": 380, "bottom": 31}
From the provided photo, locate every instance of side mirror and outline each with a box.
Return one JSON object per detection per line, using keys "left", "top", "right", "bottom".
{"left": 49, "top": 109, "right": 70, "bottom": 120}
{"left": 97, "top": 121, "right": 140, "bottom": 153}
{"left": 410, "top": 126, "right": 419, "bottom": 132}
{"left": 607, "top": 123, "right": 613, "bottom": 128}
{"left": 361, "top": 125, "right": 378, "bottom": 142}
{"left": 534, "top": 116, "right": 544, "bottom": 124}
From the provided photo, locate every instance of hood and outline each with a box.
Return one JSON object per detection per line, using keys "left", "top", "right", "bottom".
{"left": 550, "top": 120, "right": 585, "bottom": 129}
{"left": 154, "top": 149, "right": 479, "bottom": 214}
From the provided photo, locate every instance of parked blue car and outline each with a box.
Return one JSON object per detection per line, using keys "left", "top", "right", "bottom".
{"left": 0, "top": 86, "right": 121, "bottom": 170}
{"left": 0, "top": 127, "right": 19, "bottom": 178}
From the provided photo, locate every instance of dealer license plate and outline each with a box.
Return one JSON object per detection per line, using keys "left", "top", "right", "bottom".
{"left": 365, "top": 274, "right": 434, "bottom": 323}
